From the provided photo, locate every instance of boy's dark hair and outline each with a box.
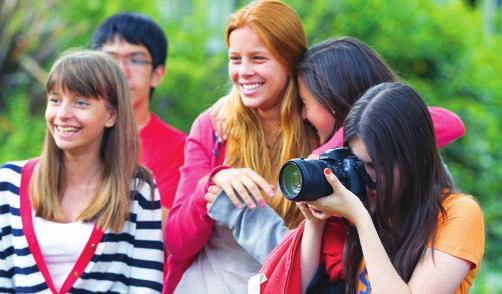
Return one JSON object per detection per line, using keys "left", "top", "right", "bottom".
{"left": 91, "top": 12, "right": 168, "bottom": 70}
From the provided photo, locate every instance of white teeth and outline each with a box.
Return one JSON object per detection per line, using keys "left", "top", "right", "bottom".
{"left": 241, "top": 83, "right": 262, "bottom": 90}
{"left": 57, "top": 126, "right": 79, "bottom": 132}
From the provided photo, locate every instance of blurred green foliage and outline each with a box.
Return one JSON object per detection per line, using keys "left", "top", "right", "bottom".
{"left": 1, "top": 0, "right": 500, "bottom": 291}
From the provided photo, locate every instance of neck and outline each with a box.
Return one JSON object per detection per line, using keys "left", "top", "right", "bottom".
{"left": 134, "top": 100, "right": 151, "bottom": 131}
{"left": 257, "top": 105, "right": 281, "bottom": 135}
{"left": 257, "top": 106, "right": 281, "bottom": 148}
{"left": 63, "top": 152, "right": 103, "bottom": 185}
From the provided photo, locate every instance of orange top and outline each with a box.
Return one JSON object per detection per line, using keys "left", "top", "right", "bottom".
{"left": 356, "top": 193, "right": 485, "bottom": 294}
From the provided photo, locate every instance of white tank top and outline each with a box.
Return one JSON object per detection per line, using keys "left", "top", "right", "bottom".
{"left": 32, "top": 211, "right": 94, "bottom": 291}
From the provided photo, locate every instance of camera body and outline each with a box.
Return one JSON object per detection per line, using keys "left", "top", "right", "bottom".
{"left": 279, "top": 147, "right": 369, "bottom": 202}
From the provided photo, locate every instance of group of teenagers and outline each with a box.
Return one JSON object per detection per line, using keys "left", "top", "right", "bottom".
{"left": 0, "top": 0, "right": 485, "bottom": 293}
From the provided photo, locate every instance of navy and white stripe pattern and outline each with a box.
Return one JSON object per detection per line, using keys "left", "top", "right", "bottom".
{"left": 0, "top": 161, "right": 164, "bottom": 293}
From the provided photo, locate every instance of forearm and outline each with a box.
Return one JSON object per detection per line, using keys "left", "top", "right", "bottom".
{"left": 355, "top": 211, "right": 410, "bottom": 294}
{"left": 300, "top": 220, "right": 326, "bottom": 294}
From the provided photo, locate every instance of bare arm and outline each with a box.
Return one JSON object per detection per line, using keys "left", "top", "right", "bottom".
{"left": 297, "top": 202, "right": 328, "bottom": 294}
{"left": 308, "top": 170, "right": 473, "bottom": 293}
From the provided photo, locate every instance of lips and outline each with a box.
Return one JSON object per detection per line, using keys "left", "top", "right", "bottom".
{"left": 239, "top": 82, "right": 264, "bottom": 96}
{"left": 54, "top": 125, "right": 82, "bottom": 140}
{"left": 56, "top": 125, "right": 80, "bottom": 133}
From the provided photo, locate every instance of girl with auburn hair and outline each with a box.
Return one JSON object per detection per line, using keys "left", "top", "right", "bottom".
{"left": 0, "top": 50, "right": 164, "bottom": 293}
{"left": 300, "top": 82, "right": 484, "bottom": 293}
{"left": 164, "top": 0, "right": 315, "bottom": 293}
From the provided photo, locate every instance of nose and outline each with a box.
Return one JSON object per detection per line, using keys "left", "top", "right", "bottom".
{"left": 238, "top": 60, "right": 254, "bottom": 77}
{"left": 56, "top": 101, "right": 73, "bottom": 119}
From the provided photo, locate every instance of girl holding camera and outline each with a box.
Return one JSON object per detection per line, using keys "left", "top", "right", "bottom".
{"left": 300, "top": 82, "right": 484, "bottom": 293}
{"left": 210, "top": 36, "right": 466, "bottom": 293}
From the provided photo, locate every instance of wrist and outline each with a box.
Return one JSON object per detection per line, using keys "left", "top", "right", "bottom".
{"left": 353, "top": 205, "right": 372, "bottom": 230}
{"left": 208, "top": 165, "right": 230, "bottom": 186}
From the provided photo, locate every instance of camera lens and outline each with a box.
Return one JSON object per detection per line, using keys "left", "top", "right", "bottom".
{"left": 279, "top": 162, "right": 303, "bottom": 200}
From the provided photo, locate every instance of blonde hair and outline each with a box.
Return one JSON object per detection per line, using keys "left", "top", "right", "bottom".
{"left": 224, "top": 0, "right": 315, "bottom": 228}
{"left": 31, "top": 50, "right": 152, "bottom": 232}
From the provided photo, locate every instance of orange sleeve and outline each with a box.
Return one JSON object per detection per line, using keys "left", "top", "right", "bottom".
{"left": 432, "top": 194, "right": 485, "bottom": 269}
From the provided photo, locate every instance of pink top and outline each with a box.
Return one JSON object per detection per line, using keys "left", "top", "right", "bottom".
{"left": 164, "top": 110, "right": 227, "bottom": 293}
{"left": 313, "top": 106, "right": 465, "bottom": 154}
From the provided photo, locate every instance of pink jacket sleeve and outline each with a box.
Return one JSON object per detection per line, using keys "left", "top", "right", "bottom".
{"left": 164, "top": 111, "right": 226, "bottom": 292}
{"left": 313, "top": 106, "right": 465, "bottom": 155}
{"left": 428, "top": 106, "right": 465, "bottom": 148}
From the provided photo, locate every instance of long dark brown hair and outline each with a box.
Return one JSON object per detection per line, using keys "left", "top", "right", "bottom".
{"left": 343, "top": 82, "right": 453, "bottom": 293}
{"left": 297, "top": 37, "right": 398, "bottom": 138}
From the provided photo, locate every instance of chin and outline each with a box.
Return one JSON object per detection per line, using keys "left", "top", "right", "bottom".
{"left": 240, "top": 98, "right": 263, "bottom": 109}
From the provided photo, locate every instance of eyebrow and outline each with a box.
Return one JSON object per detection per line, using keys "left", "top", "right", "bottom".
{"left": 228, "top": 49, "right": 269, "bottom": 55}
{"left": 103, "top": 51, "right": 148, "bottom": 58}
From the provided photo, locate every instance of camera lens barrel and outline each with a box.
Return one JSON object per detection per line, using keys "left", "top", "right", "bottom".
{"left": 279, "top": 159, "right": 333, "bottom": 201}
{"left": 279, "top": 147, "right": 368, "bottom": 202}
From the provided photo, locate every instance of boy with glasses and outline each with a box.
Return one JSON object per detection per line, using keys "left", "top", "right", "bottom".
{"left": 92, "top": 13, "right": 186, "bottom": 220}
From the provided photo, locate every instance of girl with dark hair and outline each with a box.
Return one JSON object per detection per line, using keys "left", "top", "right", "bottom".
{"left": 0, "top": 50, "right": 164, "bottom": 293}
{"left": 255, "top": 37, "right": 466, "bottom": 293}
{"left": 298, "top": 37, "right": 464, "bottom": 153}
{"left": 299, "top": 82, "right": 484, "bottom": 293}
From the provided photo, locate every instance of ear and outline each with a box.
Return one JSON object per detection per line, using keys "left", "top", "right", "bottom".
{"left": 149, "top": 65, "right": 166, "bottom": 88}
{"left": 105, "top": 107, "right": 117, "bottom": 128}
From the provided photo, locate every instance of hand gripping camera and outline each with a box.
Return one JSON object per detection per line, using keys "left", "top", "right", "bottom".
{"left": 279, "top": 147, "right": 375, "bottom": 202}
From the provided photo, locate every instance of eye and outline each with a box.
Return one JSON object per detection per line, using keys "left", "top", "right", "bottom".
{"left": 253, "top": 55, "right": 266, "bottom": 62}
{"left": 47, "top": 96, "right": 61, "bottom": 105}
{"left": 129, "top": 57, "right": 150, "bottom": 66}
{"left": 76, "top": 98, "right": 90, "bottom": 107}
{"left": 229, "top": 55, "right": 241, "bottom": 64}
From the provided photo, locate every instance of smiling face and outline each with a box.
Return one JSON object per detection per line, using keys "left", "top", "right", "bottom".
{"left": 298, "top": 76, "right": 336, "bottom": 144}
{"left": 45, "top": 85, "right": 117, "bottom": 157}
{"left": 228, "top": 25, "right": 289, "bottom": 113}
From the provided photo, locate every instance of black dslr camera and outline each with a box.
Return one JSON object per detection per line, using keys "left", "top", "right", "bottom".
{"left": 279, "top": 147, "right": 374, "bottom": 202}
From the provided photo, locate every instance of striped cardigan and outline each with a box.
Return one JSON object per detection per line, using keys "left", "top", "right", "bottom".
{"left": 0, "top": 160, "right": 164, "bottom": 293}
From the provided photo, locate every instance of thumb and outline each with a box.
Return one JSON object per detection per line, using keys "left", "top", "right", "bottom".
{"left": 323, "top": 168, "right": 345, "bottom": 194}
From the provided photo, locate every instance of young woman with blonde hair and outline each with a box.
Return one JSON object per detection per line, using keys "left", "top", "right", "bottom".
{"left": 0, "top": 50, "right": 163, "bottom": 293}
{"left": 164, "top": 0, "right": 316, "bottom": 293}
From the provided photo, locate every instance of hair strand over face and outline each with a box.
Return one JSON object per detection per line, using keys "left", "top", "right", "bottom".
{"left": 342, "top": 82, "right": 453, "bottom": 292}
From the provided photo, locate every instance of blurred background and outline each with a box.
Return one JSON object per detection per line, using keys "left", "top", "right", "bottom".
{"left": 0, "top": 0, "right": 500, "bottom": 292}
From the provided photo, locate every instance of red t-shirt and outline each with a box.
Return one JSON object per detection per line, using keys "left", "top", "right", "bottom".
{"left": 139, "top": 113, "right": 186, "bottom": 208}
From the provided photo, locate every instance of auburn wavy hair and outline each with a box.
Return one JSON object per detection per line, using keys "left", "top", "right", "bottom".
{"left": 223, "top": 0, "right": 315, "bottom": 228}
